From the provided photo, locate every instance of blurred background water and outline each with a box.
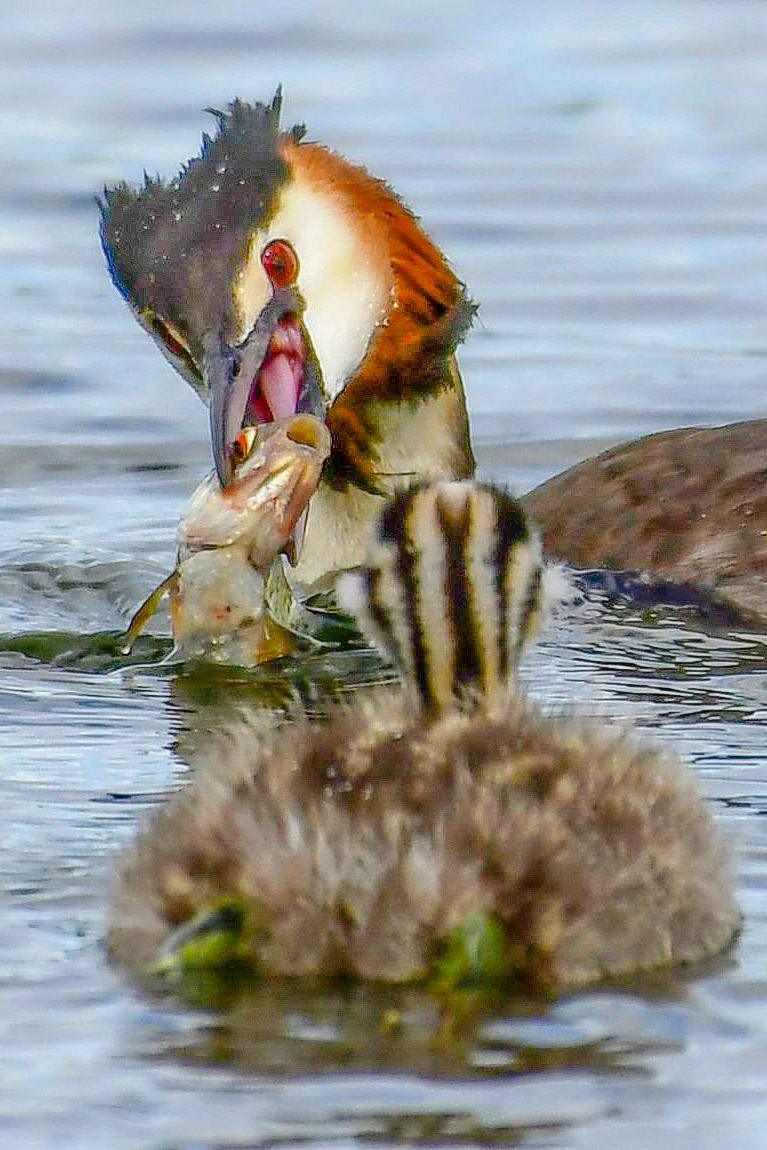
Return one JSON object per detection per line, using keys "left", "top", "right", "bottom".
{"left": 3, "top": 1, "right": 767, "bottom": 1147}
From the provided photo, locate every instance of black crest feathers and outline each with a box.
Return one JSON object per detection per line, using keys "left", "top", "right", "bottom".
{"left": 99, "top": 92, "right": 296, "bottom": 345}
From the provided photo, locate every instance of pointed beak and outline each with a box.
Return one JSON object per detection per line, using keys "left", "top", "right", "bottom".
{"left": 204, "top": 288, "right": 326, "bottom": 488}
{"left": 206, "top": 337, "right": 247, "bottom": 489}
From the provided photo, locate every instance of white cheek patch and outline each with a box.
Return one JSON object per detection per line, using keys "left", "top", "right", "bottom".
{"left": 234, "top": 179, "right": 391, "bottom": 400}
{"left": 233, "top": 242, "right": 272, "bottom": 343}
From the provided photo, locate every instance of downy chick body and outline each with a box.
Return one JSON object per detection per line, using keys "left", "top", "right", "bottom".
{"left": 109, "top": 481, "right": 740, "bottom": 989}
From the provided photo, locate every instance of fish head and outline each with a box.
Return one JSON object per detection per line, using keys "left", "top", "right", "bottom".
{"left": 177, "top": 413, "right": 331, "bottom": 569}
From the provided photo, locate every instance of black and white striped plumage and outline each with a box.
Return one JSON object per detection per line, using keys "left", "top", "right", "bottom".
{"left": 338, "top": 482, "right": 543, "bottom": 712}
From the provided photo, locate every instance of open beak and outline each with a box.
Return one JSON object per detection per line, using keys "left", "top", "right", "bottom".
{"left": 205, "top": 287, "right": 326, "bottom": 487}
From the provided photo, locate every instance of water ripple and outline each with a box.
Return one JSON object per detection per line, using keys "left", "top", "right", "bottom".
{"left": 4, "top": 2, "right": 767, "bottom": 1147}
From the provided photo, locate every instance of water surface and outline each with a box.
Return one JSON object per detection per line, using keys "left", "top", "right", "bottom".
{"left": 3, "top": 3, "right": 767, "bottom": 1147}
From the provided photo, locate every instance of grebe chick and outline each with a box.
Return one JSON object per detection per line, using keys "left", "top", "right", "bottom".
{"left": 108, "top": 482, "right": 740, "bottom": 989}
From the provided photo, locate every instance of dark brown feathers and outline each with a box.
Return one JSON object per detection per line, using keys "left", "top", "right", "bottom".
{"left": 524, "top": 418, "right": 767, "bottom": 626}
{"left": 99, "top": 93, "right": 291, "bottom": 350}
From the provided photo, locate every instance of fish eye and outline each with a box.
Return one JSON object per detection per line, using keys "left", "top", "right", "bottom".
{"left": 231, "top": 427, "right": 257, "bottom": 465}
{"left": 261, "top": 239, "right": 299, "bottom": 289}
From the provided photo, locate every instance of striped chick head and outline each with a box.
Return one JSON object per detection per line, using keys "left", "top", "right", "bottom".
{"left": 338, "top": 481, "right": 543, "bottom": 713}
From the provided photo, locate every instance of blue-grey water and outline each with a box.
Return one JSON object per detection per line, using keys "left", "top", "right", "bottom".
{"left": 3, "top": 2, "right": 767, "bottom": 1147}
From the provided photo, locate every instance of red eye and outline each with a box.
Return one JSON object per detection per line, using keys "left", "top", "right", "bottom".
{"left": 261, "top": 239, "right": 299, "bottom": 288}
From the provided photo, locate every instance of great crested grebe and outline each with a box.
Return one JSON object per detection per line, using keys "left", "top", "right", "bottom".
{"left": 100, "top": 92, "right": 475, "bottom": 591}
{"left": 101, "top": 93, "right": 766, "bottom": 622}
{"left": 109, "top": 481, "right": 739, "bottom": 988}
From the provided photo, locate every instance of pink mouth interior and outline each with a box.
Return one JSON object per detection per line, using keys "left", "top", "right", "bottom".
{"left": 246, "top": 315, "right": 305, "bottom": 424}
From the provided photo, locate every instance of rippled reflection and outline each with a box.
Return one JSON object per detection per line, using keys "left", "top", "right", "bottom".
{"left": 4, "top": 2, "right": 767, "bottom": 1147}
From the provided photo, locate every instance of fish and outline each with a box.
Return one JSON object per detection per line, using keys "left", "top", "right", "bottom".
{"left": 123, "top": 414, "right": 331, "bottom": 666}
